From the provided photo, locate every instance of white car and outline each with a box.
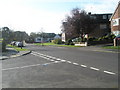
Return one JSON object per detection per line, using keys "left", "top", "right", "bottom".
{"left": 15, "top": 42, "right": 23, "bottom": 47}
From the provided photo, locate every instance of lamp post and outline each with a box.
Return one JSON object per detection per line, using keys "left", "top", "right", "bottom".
{"left": 20, "top": 32, "right": 22, "bottom": 49}
{"left": 40, "top": 28, "right": 44, "bottom": 46}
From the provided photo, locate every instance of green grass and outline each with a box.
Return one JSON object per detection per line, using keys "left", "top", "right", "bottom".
{"left": 57, "top": 45, "right": 82, "bottom": 47}
{"left": 34, "top": 42, "right": 82, "bottom": 47}
{"left": 102, "top": 46, "right": 120, "bottom": 49}
{"left": 34, "top": 43, "right": 57, "bottom": 46}
{"left": 0, "top": 38, "right": 3, "bottom": 40}
{"left": 7, "top": 44, "right": 29, "bottom": 51}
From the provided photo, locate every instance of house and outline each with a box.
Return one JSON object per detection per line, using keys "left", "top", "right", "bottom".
{"left": 61, "top": 32, "right": 66, "bottom": 42}
{"left": 34, "top": 33, "right": 56, "bottom": 43}
{"left": 110, "top": 1, "right": 120, "bottom": 36}
{"left": 35, "top": 37, "right": 42, "bottom": 43}
{"left": 89, "top": 13, "right": 112, "bottom": 37}
{"left": 62, "top": 13, "right": 112, "bottom": 42}
{"left": 54, "top": 34, "right": 61, "bottom": 39}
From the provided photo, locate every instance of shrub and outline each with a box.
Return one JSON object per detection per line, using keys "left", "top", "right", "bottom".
{"left": 65, "top": 39, "right": 74, "bottom": 45}
{"left": 88, "top": 37, "right": 96, "bottom": 42}
{"left": 53, "top": 39, "right": 63, "bottom": 44}
{"left": 75, "top": 37, "right": 87, "bottom": 42}
{"left": 82, "top": 38, "right": 87, "bottom": 42}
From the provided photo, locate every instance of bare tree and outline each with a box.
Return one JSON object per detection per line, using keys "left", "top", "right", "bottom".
{"left": 62, "top": 8, "right": 96, "bottom": 40}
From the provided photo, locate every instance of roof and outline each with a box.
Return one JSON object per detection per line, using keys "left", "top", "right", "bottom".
{"left": 110, "top": 1, "right": 120, "bottom": 21}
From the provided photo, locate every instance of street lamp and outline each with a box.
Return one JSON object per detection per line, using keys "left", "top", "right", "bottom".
{"left": 40, "top": 28, "right": 44, "bottom": 46}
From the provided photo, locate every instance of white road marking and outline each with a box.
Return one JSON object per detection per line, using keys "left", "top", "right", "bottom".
{"left": 56, "top": 58, "right": 61, "bottom": 60}
{"left": 104, "top": 71, "right": 116, "bottom": 75}
{"left": 81, "top": 64, "right": 87, "bottom": 68}
{"left": 2, "top": 64, "right": 41, "bottom": 71}
{"left": 51, "top": 57, "right": 57, "bottom": 59}
{"left": 31, "top": 52, "right": 117, "bottom": 76}
{"left": 32, "top": 52, "right": 57, "bottom": 60}
{"left": 2, "top": 61, "right": 59, "bottom": 71}
{"left": 54, "top": 61, "right": 59, "bottom": 63}
{"left": 46, "top": 56, "right": 52, "bottom": 58}
{"left": 60, "top": 60, "right": 66, "bottom": 62}
{"left": 42, "top": 62, "right": 52, "bottom": 66}
{"left": 50, "top": 60, "right": 55, "bottom": 61}
{"left": 67, "top": 61, "right": 72, "bottom": 63}
{"left": 73, "top": 63, "right": 79, "bottom": 65}
{"left": 90, "top": 67, "right": 100, "bottom": 71}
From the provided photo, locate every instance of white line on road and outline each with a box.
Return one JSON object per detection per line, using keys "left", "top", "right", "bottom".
{"left": 31, "top": 52, "right": 117, "bottom": 76}
{"left": 50, "top": 60, "right": 55, "bottom": 61}
{"left": 54, "top": 61, "right": 59, "bottom": 63}
{"left": 103, "top": 71, "right": 116, "bottom": 75}
{"left": 32, "top": 52, "right": 58, "bottom": 60}
{"left": 2, "top": 61, "right": 60, "bottom": 71}
{"left": 73, "top": 63, "right": 79, "bottom": 65}
{"left": 2, "top": 64, "right": 41, "bottom": 71}
{"left": 60, "top": 60, "right": 66, "bottom": 62}
{"left": 90, "top": 67, "right": 100, "bottom": 71}
{"left": 67, "top": 61, "right": 72, "bottom": 63}
{"left": 81, "top": 64, "right": 87, "bottom": 68}
{"left": 56, "top": 58, "right": 61, "bottom": 60}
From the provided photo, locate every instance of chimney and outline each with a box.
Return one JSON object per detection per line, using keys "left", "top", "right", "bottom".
{"left": 88, "top": 12, "right": 91, "bottom": 15}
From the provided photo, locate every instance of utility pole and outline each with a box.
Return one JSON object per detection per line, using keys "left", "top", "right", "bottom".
{"left": 40, "top": 28, "right": 44, "bottom": 46}
{"left": 20, "top": 32, "right": 22, "bottom": 49}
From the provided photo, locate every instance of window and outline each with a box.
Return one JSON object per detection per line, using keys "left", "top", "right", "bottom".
{"left": 108, "top": 15, "right": 112, "bottom": 19}
{"left": 112, "top": 19, "right": 119, "bottom": 26}
{"left": 103, "top": 15, "right": 107, "bottom": 19}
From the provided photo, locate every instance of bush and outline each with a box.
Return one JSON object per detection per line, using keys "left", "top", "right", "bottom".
{"left": 88, "top": 37, "right": 97, "bottom": 42}
{"left": 65, "top": 39, "right": 74, "bottom": 45}
{"left": 73, "top": 37, "right": 87, "bottom": 42}
{"left": 53, "top": 39, "right": 63, "bottom": 44}
{"left": 97, "top": 34, "right": 115, "bottom": 42}
{"left": 82, "top": 38, "right": 87, "bottom": 42}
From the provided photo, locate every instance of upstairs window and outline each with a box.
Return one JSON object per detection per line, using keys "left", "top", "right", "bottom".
{"left": 103, "top": 15, "right": 107, "bottom": 19}
{"left": 108, "top": 15, "right": 112, "bottom": 19}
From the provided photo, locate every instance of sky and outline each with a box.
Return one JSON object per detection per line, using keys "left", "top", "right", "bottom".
{"left": 0, "top": 0, "right": 119, "bottom": 35}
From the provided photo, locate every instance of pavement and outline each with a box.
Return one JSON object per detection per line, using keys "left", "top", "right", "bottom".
{"left": 0, "top": 48, "right": 31, "bottom": 60}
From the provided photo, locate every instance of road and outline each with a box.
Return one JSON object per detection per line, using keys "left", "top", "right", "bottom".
{"left": 2, "top": 44, "right": 118, "bottom": 88}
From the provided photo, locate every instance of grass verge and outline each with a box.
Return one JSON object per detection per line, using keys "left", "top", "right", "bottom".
{"left": 102, "top": 46, "right": 120, "bottom": 49}
{"left": 7, "top": 44, "right": 29, "bottom": 51}
{"left": 34, "top": 43, "right": 57, "bottom": 46}
{"left": 34, "top": 43, "right": 82, "bottom": 47}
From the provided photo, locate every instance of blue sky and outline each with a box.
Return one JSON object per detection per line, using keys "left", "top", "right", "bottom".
{"left": 0, "top": 0, "right": 119, "bottom": 34}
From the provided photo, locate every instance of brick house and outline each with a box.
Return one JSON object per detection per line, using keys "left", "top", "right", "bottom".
{"left": 89, "top": 13, "right": 112, "bottom": 37}
{"left": 110, "top": 1, "right": 120, "bottom": 36}
{"left": 62, "top": 13, "right": 112, "bottom": 42}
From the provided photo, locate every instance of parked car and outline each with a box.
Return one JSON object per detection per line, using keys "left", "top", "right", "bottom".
{"left": 10, "top": 41, "right": 16, "bottom": 46}
{"left": 115, "top": 34, "right": 120, "bottom": 40}
{"left": 15, "top": 42, "right": 23, "bottom": 47}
